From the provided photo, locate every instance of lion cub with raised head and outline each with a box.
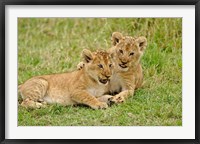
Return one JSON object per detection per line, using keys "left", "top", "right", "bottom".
{"left": 18, "top": 49, "right": 113, "bottom": 109}
{"left": 108, "top": 32, "right": 147, "bottom": 103}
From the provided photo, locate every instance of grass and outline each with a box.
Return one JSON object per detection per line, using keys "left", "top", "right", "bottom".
{"left": 18, "top": 18, "right": 182, "bottom": 126}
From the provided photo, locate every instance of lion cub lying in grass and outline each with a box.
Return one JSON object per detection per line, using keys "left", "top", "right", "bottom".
{"left": 18, "top": 49, "right": 114, "bottom": 109}
{"left": 78, "top": 32, "right": 147, "bottom": 104}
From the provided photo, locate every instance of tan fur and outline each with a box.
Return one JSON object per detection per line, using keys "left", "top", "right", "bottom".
{"left": 108, "top": 32, "right": 147, "bottom": 103}
{"left": 77, "top": 32, "right": 147, "bottom": 104}
{"left": 18, "top": 49, "right": 114, "bottom": 109}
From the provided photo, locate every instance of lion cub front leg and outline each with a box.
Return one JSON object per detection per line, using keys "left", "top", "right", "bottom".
{"left": 109, "top": 83, "right": 136, "bottom": 104}
{"left": 97, "top": 95, "right": 113, "bottom": 105}
{"left": 108, "top": 90, "right": 134, "bottom": 104}
{"left": 72, "top": 91, "right": 108, "bottom": 109}
{"left": 109, "top": 78, "right": 136, "bottom": 104}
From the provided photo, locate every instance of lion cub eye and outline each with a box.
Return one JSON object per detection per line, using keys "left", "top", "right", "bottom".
{"left": 98, "top": 64, "right": 103, "bottom": 69}
{"left": 129, "top": 52, "right": 134, "bottom": 56}
{"left": 119, "top": 49, "right": 123, "bottom": 54}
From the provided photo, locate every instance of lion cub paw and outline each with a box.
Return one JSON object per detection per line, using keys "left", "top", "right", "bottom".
{"left": 91, "top": 102, "right": 108, "bottom": 110}
{"left": 108, "top": 95, "right": 125, "bottom": 104}
{"left": 21, "top": 99, "right": 47, "bottom": 109}
{"left": 97, "top": 95, "right": 113, "bottom": 104}
{"left": 77, "top": 62, "right": 85, "bottom": 70}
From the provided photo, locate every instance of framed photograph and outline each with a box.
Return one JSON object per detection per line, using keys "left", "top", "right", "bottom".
{"left": 1, "top": 0, "right": 199, "bottom": 143}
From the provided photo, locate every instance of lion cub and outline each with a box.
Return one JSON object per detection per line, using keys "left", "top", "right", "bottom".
{"left": 18, "top": 49, "right": 114, "bottom": 109}
{"left": 108, "top": 32, "right": 147, "bottom": 104}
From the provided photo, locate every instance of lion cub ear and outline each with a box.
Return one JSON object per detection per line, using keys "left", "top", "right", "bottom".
{"left": 136, "top": 36, "right": 147, "bottom": 52}
{"left": 82, "top": 49, "right": 93, "bottom": 63}
{"left": 111, "top": 32, "right": 123, "bottom": 46}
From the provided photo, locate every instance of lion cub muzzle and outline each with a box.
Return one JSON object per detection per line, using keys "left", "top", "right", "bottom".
{"left": 98, "top": 73, "right": 112, "bottom": 84}
{"left": 98, "top": 77, "right": 110, "bottom": 84}
{"left": 119, "top": 63, "right": 128, "bottom": 69}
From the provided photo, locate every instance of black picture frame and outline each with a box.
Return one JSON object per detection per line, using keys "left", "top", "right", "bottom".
{"left": 1, "top": 0, "right": 199, "bottom": 144}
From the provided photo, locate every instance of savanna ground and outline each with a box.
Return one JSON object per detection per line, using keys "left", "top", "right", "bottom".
{"left": 18, "top": 18, "right": 182, "bottom": 126}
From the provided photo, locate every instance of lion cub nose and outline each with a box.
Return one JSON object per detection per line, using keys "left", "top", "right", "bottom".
{"left": 105, "top": 75, "right": 111, "bottom": 79}
{"left": 122, "top": 61, "right": 128, "bottom": 65}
